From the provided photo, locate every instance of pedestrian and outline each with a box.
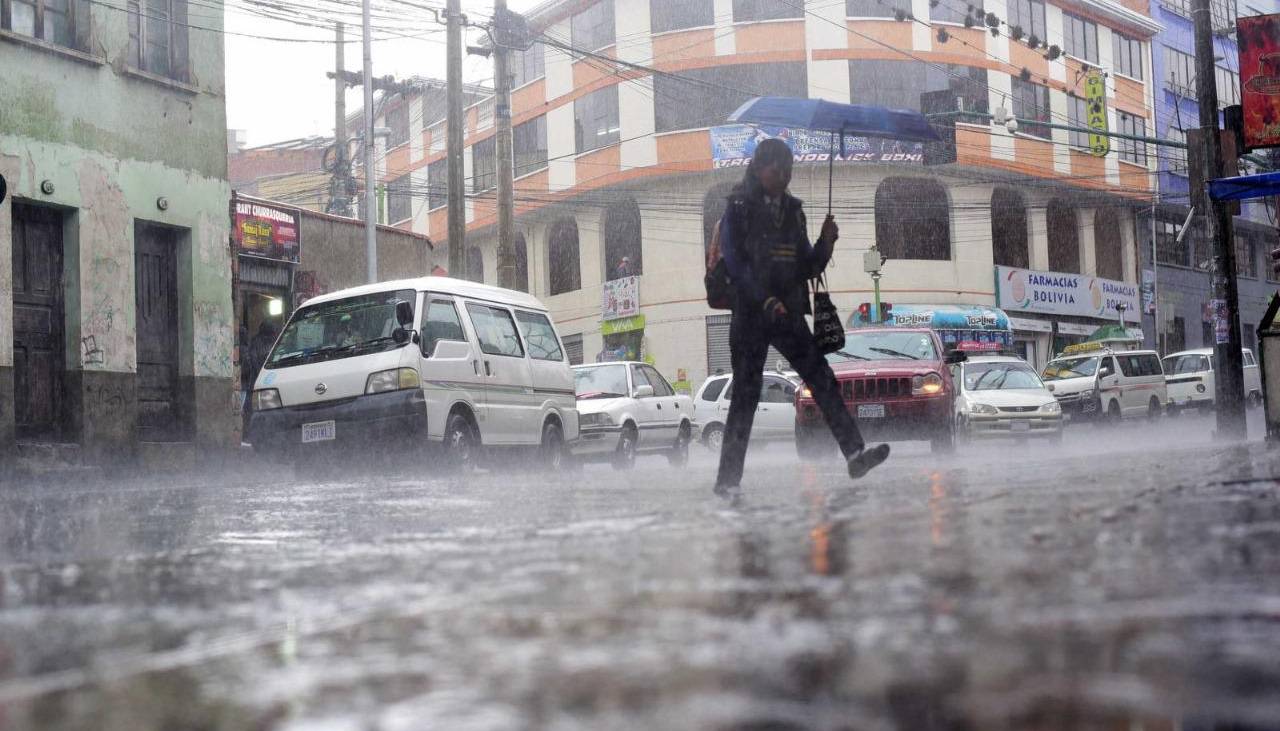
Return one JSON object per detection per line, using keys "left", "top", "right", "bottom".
{"left": 714, "top": 138, "right": 889, "bottom": 495}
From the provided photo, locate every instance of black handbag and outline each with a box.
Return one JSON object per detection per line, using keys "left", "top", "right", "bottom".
{"left": 811, "top": 274, "right": 845, "bottom": 355}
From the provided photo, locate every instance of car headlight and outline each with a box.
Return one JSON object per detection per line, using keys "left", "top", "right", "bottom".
{"left": 1040, "top": 400, "right": 1061, "bottom": 414}
{"left": 970, "top": 403, "right": 999, "bottom": 415}
{"left": 580, "top": 412, "right": 613, "bottom": 427}
{"left": 913, "top": 372, "right": 943, "bottom": 395}
{"left": 253, "top": 388, "right": 282, "bottom": 411}
{"left": 800, "top": 386, "right": 813, "bottom": 399}
{"left": 365, "top": 368, "right": 420, "bottom": 394}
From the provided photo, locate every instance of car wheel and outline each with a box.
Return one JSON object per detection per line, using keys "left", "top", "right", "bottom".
{"left": 539, "top": 419, "right": 566, "bottom": 471}
{"left": 954, "top": 413, "right": 970, "bottom": 446}
{"left": 668, "top": 422, "right": 691, "bottom": 467}
{"left": 1147, "top": 397, "right": 1162, "bottom": 420}
{"left": 444, "top": 412, "right": 478, "bottom": 471}
{"left": 612, "top": 423, "right": 638, "bottom": 470}
{"left": 702, "top": 423, "right": 725, "bottom": 452}
{"left": 930, "top": 422, "right": 955, "bottom": 454}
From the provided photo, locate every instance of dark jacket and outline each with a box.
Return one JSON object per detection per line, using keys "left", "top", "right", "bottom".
{"left": 719, "top": 189, "right": 832, "bottom": 319}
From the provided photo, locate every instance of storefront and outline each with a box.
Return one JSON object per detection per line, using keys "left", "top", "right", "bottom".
{"left": 1007, "top": 316, "right": 1053, "bottom": 370}
{"left": 599, "top": 276, "right": 643, "bottom": 362}
{"left": 231, "top": 194, "right": 301, "bottom": 402}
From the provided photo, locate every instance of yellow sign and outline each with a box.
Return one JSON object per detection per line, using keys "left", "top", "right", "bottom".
{"left": 1085, "top": 70, "right": 1110, "bottom": 157}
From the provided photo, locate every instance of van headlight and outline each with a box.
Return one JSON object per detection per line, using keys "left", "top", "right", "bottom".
{"left": 913, "top": 372, "right": 943, "bottom": 395}
{"left": 1040, "top": 401, "right": 1061, "bottom": 414}
{"left": 970, "top": 403, "right": 998, "bottom": 415}
{"left": 253, "top": 389, "right": 282, "bottom": 411}
{"left": 366, "top": 368, "right": 420, "bottom": 394}
{"left": 580, "top": 412, "right": 613, "bottom": 427}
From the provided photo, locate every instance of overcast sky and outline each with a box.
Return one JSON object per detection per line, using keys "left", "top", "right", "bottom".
{"left": 224, "top": 0, "right": 541, "bottom": 147}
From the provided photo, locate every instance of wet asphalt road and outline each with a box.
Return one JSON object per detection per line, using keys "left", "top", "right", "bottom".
{"left": 1, "top": 412, "right": 1279, "bottom": 731}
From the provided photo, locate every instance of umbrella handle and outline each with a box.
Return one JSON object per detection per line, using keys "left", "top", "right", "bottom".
{"left": 828, "top": 132, "right": 834, "bottom": 217}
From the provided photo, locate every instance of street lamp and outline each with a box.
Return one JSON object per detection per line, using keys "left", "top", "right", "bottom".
{"left": 1116, "top": 302, "right": 1129, "bottom": 331}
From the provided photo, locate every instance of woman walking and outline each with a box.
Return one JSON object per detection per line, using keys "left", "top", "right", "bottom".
{"left": 714, "top": 138, "right": 889, "bottom": 495}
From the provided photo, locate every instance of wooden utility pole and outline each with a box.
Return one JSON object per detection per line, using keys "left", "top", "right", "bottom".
{"left": 494, "top": 0, "right": 516, "bottom": 289}
{"left": 328, "top": 22, "right": 351, "bottom": 217}
{"left": 1192, "top": 0, "right": 1246, "bottom": 438}
{"left": 446, "top": 0, "right": 467, "bottom": 279}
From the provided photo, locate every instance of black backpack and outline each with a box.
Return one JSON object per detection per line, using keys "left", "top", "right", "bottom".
{"left": 705, "top": 214, "right": 732, "bottom": 310}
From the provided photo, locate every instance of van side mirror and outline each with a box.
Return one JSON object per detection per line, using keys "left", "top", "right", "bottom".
{"left": 944, "top": 350, "right": 968, "bottom": 365}
{"left": 392, "top": 327, "right": 416, "bottom": 345}
{"left": 634, "top": 384, "right": 654, "bottom": 398}
{"left": 395, "top": 301, "right": 414, "bottom": 327}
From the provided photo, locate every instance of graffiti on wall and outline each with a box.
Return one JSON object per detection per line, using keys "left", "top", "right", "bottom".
{"left": 81, "top": 336, "right": 104, "bottom": 365}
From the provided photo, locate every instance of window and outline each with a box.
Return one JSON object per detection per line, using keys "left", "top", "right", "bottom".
{"left": 656, "top": 62, "right": 807, "bottom": 133}
{"left": 1117, "top": 114, "right": 1148, "bottom": 165}
{"left": 1113, "top": 32, "right": 1143, "bottom": 80}
{"left": 1011, "top": 78, "right": 1051, "bottom": 139}
{"left": 1166, "top": 125, "right": 1189, "bottom": 174}
{"left": 571, "top": 0, "right": 614, "bottom": 52}
{"left": 466, "top": 303, "right": 524, "bottom": 357}
{"left": 515, "top": 310, "right": 564, "bottom": 361}
{"left": 761, "top": 376, "right": 794, "bottom": 403}
{"left": 991, "top": 188, "right": 1029, "bottom": 268}
{"left": 642, "top": 365, "right": 675, "bottom": 396}
{"left": 386, "top": 104, "right": 410, "bottom": 148}
{"left": 511, "top": 42, "right": 545, "bottom": 88}
{"left": 1244, "top": 348, "right": 1256, "bottom": 367}
{"left": 932, "top": 0, "right": 979, "bottom": 24}
{"left": 1006, "top": 0, "right": 1045, "bottom": 43}
{"left": 421, "top": 299, "right": 466, "bottom": 357}
{"left": 128, "top": 0, "right": 189, "bottom": 81}
{"left": 472, "top": 137, "right": 495, "bottom": 193}
{"left": 846, "top": 0, "right": 910, "bottom": 19}
{"left": 651, "top": 0, "right": 713, "bottom": 32}
{"left": 1095, "top": 209, "right": 1123, "bottom": 281}
{"left": 1068, "top": 95, "right": 1090, "bottom": 149}
{"left": 427, "top": 158, "right": 447, "bottom": 211}
{"left": 1165, "top": 0, "right": 1191, "bottom": 16}
{"left": 1063, "top": 13, "right": 1097, "bottom": 63}
{"left": 513, "top": 232, "right": 529, "bottom": 293}
{"left": 574, "top": 85, "right": 620, "bottom": 153}
{"left": 548, "top": 218, "right": 581, "bottom": 295}
{"left": 604, "top": 196, "right": 642, "bottom": 280}
{"left": 1117, "top": 354, "right": 1142, "bottom": 376}
{"left": 1142, "top": 354, "right": 1164, "bottom": 376}
{"left": 732, "top": 0, "right": 804, "bottom": 22}
{"left": 849, "top": 61, "right": 987, "bottom": 114}
{"left": 1047, "top": 200, "right": 1080, "bottom": 273}
{"left": 1164, "top": 316, "right": 1186, "bottom": 354}
{"left": 387, "top": 173, "right": 412, "bottom": 223}
{"left": 1217, "top": 66, "right": 1240, "bottom": 108}
{"left": 563, "top": 333, "right": 584, "bottom": 365}
{"left": 467, "top": 247, "right": 485, "bottom": 282}
{"left": 875, "top": 177, "right": 951, "bottom": 260}
{"left": 1211, "top": 0, "right": 1237, "bottom": 30}
{"left": 1155, "top": 217, "right": 1188, "bottom": 266}
{"left": 701, "top": 377, "right": 728, "bottom": 401}
{"left": 631, "top": 364, "right": 651, "bottom": 394}
{"left": 1236, "top": 234, "right": 1258, "bottom": 278}
{"left": 3, "top": 0, "right": 88, "bottom": 49}
{"left": 514, "top": 115, "right": 548, "bottom": 177}
{"left": 1166, "top": 47, "right": 1197, "bottom": 97}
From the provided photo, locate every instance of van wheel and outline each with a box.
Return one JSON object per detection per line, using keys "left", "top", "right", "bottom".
{"left": 702, "top": 423, "right": 724, "bottom": 452}
{"left": 668, "top": 422, "right": 691, "bottom": 467}
{"left": 444, "top": 412, "right": 478, "bottom": 471}
{"left": 1147, "top": 397, "right": 1163, "bottom": 420}
{"left": 540, "top": 420, "right": 566, "bottom": 471}
{"left": 612, "top": 424, "right": 638, "bottom": 470}
{"left": 1107, "top": 400, "right": 1122, "bottom": 424}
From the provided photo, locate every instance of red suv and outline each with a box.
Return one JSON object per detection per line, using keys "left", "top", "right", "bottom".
{"left": 794, "top": 327, "right": 965, "bottom": 455}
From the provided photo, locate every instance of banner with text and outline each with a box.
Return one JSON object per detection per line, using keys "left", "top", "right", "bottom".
{"left": 1238, "top": 14, "right": 1280, "bottom": 149}
{"left": 601, "top": 276, "right": 640, "bottom": 321}
{"left": 995, "top": 266, "right": 1140, "bottom": 321}
{"left": 234, "top": 199, "right": 301, "bottom": 264}
{"left": 709, "top": 125, "right": 923, "bottom": 168}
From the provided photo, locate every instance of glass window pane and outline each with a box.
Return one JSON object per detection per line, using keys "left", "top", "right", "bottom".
{"left": 574, "top": 85, "right": 619, "bottom": 153}
{"left": 466, "top": 304, "right": 524, "bottom": 357}
{"left": 652, "top": 0, "right": 713, "bottom": 32}
{"left": 11, "top": 0, "right": 36, "bottom": 36}
{"left": 515, "top": 310, "right": 564, "bottom": 361}
{"left": 422, "top": 299, "right": 466, "bottom": 356}
{"left": 571, "top": 0, "right": 614, "bottom": 51}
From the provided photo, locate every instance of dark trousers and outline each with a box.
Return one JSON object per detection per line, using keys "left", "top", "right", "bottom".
{"left": 716, "top": 311, "right": 864, "bottom": 487}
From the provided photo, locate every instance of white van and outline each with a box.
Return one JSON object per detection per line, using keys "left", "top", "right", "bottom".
{"left": 1163, "top": 348, "right": 1263, "bottom": 413}
{"left": 1042, "top": 345, "right": 1168, "bottom": 422}
{"left": 248, "top": 277, "right": 579, "bottom": 469}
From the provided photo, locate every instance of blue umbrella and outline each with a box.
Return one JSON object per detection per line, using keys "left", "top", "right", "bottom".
{"left": 727, "top": 96, "right": 942, "bottom": 214}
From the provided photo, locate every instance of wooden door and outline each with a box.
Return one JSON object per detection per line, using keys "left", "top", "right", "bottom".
{"left": 11, "top": 204, "right": 65, "bottom": 439}
{"left": 135, "top": 223, "right": 180, "bottom": 440}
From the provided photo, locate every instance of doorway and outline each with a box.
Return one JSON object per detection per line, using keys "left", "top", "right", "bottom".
{"left": 135, "top": 222, "right": 181, "bottom": 441}
{"left": 11, "top": 203, "right": 66, "bottom": 441}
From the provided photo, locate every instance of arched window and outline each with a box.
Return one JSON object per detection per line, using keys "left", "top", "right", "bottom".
{"left": 1094, "top": 209, "right": 1123, "bottom": 281}
{"left": 991, "top": 188, "right": 1028, "bottom": 269}
{"left": 703, "top": 183, "right": 735, "bottom": 256}
{"left": 548, "top": 218, "right": 581, "bottom": 295}
{"left": 875, "top": 177, "right": 951, "bottom": 260}
{"left": 1047, "top": 200, "right": 1080, "bottom": 273}
{"left": 603, "top": 196, "right": 642, "bottom": 280}
{"left": 466, "top": 247, "right": 485, "bottom": 283}
{"left": 513, "top": 232, "right": 529, "bottom": 292}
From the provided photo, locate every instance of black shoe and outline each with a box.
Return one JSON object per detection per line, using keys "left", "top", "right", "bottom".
{"left": 713, "top": 482, "right": 740, "bottom": 497}
{"left": 847, "top": 444, "right": 890, "bottom": 479}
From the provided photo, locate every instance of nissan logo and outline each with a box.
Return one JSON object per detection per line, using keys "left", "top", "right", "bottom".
{"left": 314, "top": 383, "right": 328, "bottom": 395}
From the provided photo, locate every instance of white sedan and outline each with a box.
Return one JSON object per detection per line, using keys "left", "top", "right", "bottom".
{"left": 951, "top": 356, "right": 1063, "bottom": 441}
{"left": 692, "top": 371, "right": 799, "bottom": 451}
{"left": 572, "top": 362, "right": 695, "bottom": 469}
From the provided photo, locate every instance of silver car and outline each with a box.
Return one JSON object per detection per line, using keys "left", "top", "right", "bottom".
{"left": 952, "top": 356, "right": 1063, "bottom": 441}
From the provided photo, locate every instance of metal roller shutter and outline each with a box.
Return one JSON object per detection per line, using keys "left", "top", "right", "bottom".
{"left": 705, "top": 314, "right": 789, "bottom": 375}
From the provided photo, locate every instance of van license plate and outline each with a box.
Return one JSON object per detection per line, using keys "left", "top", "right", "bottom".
{"left": 302, "top": 420, "right": 336, "bottom": 443}
{"left": 857, "top": 404, "right": 885, "bottom": 418}
{"left": 1010, "top": 420, "right": 1030, "bottom": 432}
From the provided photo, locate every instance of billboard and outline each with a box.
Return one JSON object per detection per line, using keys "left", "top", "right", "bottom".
{"left": 709, "top": 124, "right": 922, "bottom": 168}
{"left": 1085, "top": 70, "right": 1110, "bottom": 157}
{"left": 1237, "top": 13, "right": 1280, "bottom": 149}
{"left": 601, "top": 276, "right": 639, "bottom": 321}
{"left": 995, "top": 266, "right": 1140, "bottom": 321}
{"left": 234, "top": 199, "right": 301, "bottom": 264}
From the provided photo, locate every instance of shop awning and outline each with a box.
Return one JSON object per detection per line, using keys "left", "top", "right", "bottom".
{"left": 1208, "top": 171, "right": 1280, "bottom": 202}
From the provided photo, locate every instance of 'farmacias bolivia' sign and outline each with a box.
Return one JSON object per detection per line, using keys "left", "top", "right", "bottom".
{"left": 995, "top": 265, "right": 1139, "bottom": 321}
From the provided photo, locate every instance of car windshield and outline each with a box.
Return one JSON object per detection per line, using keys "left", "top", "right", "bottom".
{"left": 1041, "top": 356, "right": 1099, "bottom": 381}
{"left": 267, "top": 289, "right": 414, "bottom": 368}
{"left": 964, "top": 362, "right": 1044, "bottom": 391}
{"left": 827, "top": 331, "right": 939, "bottom": 363}
{"left": 1164, "top": 354, "right": 1211, "bottom": 375}
{"left": 574, "top": 365, "right": 629, "bottom": 398}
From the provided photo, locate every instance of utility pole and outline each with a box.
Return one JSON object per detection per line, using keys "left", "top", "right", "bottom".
{"left": 328, "top": 22, "right": 351, "bottom": 217}
{"left": 494, "top": 0, "right": 516, "bottom": 289}
{"left": 446, "top": 0, "right": 467, "bottom": 279}
{"left": 1192, "top": 0, "right": 1246, "bottom": 439}
{"left": 361, "top": 0, "right": 378, "bottom": 283}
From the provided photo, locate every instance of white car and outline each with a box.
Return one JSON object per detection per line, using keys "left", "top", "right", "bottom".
{"left": 1163, "top": 348, "right": 1263, "bottom": 413}
{"left": 692, "top": 371, "right": 799, "bottom": 451}
{"left": 572, "top": 362, "right": 694, "bottom": 469}
{"left": 951, "top": 356, "right": 1062, "bottom": 440}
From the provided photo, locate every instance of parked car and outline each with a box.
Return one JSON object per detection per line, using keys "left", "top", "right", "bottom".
{"left": 572, "top": 362, "right": 694, "bottom": 469}
{"left": 692, "top": 371, "right": 800, "bottom": 451}
{"left": 951, "top": 355, "right": 1063, "bottom": 441}
{"left": 248, "top": 277, "right": 579, "bottom": 469}
{"left": 1041, "top": 345, "right": 1167, "bottom": 422}
{"left": 794, "top": 327, "right": 965, "bottom": 456}
{"left": 1163, "top": 348, "right": 1264, "bottom": 413}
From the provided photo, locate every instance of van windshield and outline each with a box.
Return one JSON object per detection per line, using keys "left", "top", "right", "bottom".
{"left": 1042, "top": 356, "right": 1098, "bottom": 381}
{"left": 267, "top": 289, "right": 415, "bottom": 369}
